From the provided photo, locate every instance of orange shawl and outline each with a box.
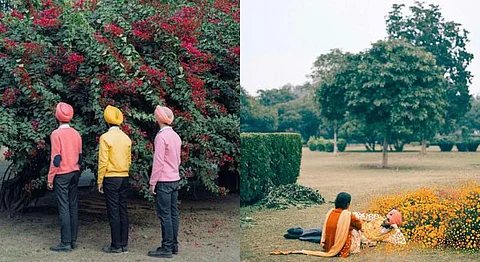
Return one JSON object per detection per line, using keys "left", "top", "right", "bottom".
{"left": 270, "top": 209, "right": 352, "bottom": 257}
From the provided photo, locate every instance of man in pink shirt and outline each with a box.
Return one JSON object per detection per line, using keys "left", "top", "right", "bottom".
{"left": 148, "top": 106, "right": 182, "bottom": 258}
{"left": 47, "top": 102, "right": 82, "bottom": 252}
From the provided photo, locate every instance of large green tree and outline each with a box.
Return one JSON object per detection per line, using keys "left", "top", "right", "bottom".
{"left": 257, "top": 84, "right": 298, "bottom": 107}
{"left": 276, "top": 94, "right": 321, "bottom": 142}
{"left": 386, "top": 2, "right": 474, "bottom": 132}
{"left": 458, "top": 96, "right": 480, "bottom": 135}
{"left": 346, "top": 40, "right": 447, "bottom": 167}
{"left": 313, "top": 49, "right": 351, "bottom": 155}
{"left": 240, "top": 88, "right": 277, "bottom": 133}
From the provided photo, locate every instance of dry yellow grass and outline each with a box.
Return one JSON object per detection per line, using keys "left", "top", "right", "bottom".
{"left": 241, "top": 146, "right": 480, "bottom": 261}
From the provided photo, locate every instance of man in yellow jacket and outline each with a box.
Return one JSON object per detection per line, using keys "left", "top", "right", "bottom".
{"left": 97, "top": 105, "right": 132, "bottom": 253}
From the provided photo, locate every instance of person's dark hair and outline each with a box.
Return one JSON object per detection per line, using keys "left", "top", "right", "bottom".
{"left": 335, "top": 192, "right": 352, "bottom": 209}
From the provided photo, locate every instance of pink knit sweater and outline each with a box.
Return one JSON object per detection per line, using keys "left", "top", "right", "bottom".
{"left": 47, "top": 124, "right": 82, "bottom": 183}
{"left": 150, "top": 127, "right": 182, "bottom": 185}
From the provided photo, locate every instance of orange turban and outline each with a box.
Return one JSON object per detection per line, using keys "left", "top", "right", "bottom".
{"left": 154, "top": 106, "right": 174, "bottom": 125}
{"left": 388, "top": 209, "right": 402, "bottom": 226}
{"left": 55, "top": 102, "right": 74, "bottom": 122}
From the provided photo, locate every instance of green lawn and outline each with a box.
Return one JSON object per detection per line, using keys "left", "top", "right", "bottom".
{"left": 240, "top": 145, "right": 480, "bottom": 261}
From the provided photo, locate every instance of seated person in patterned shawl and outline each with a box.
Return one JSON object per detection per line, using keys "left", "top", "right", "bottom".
{"left": 353, "top": 209, "right": 406, "bottom": 246}
{"left": 271, "top": 192, "right": 363, "bottom": 258}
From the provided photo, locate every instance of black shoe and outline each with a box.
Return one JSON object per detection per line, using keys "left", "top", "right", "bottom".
{"left": 102, "top": 246, "right": 122, "bottom": 253}
{"left": 284, "top": 233, "right": 301, "bottom": 239}
{"left": 172, "top": 245, "right": 178, "bottom": 255}
{"left": 121, "top": 246, "right": 128, "bottom": 253}
{"left": 50, "top": 242, "right": 72, "bottom": 252}
{"left": 287, "top": 227, "right": 303, "bottom": 235}
{"left": 71, "top": 241, "right": 78, "bottom": 250}
{"left": 148, "top": 247, "right": 173, "bottom": 258}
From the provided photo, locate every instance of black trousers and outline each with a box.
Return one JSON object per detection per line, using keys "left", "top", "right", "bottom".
{"left": 155, "top": 181, "right": 179, "bottom": 250}
{"left": 53, "top": 171, "right": 80, "bottom": 244}
{"left": 103, "top": 177, "right": 129, "bottom": 249}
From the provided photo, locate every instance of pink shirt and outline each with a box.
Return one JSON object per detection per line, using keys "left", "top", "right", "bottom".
{"left": 48, "top": 124, "right": 82, "bottom": 183}
{"left": 150, "top": 127, "right": 182, "bottom": 185}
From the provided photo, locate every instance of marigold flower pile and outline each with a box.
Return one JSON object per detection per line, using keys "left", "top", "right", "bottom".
{"left": 366, "top": 182, "right": 480, "bottom": 250}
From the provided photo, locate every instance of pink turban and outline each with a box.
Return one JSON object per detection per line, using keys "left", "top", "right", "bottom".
{"left": 55, "top": 102, "right": 74, "bottom": 122}
{"left": 154, "top": 106, "right": 174, "bottom": 125}
{"left": 387, "top": 209, "right": 403, "bottom": 226}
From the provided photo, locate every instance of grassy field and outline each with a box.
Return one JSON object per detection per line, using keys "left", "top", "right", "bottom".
{"left": 0, "top": 187, "right": 239, "bottom": 262}
{"left": 240, "top": 145, "right": 480, "bottom": 262}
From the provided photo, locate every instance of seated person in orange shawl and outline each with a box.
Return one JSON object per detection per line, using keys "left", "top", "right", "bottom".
{"left": 271, "top": 192, "right": 362, "bottom": 258}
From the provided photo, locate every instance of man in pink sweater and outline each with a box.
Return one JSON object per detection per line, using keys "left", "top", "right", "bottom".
{"left": 47, "top": 102, "right": 82, "bottom": 252}
{"left": 148, "top": 106, "right": 182, "bottom": 258}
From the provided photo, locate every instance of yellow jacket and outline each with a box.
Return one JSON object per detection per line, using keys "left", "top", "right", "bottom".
{"left": 97, "top": 127, "right": 132, "bottom": 184}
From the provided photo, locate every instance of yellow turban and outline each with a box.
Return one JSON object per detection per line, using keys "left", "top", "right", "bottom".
{"left": 104, "top": 105, "right": 123, "bottom": 125}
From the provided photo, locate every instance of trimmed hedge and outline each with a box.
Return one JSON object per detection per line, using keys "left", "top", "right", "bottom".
{"left": 324, "top": 140, "right": 334, "bottom": 152}
{"left": 240, "top": 133, "right": 302, "bottom": 205}
{"left": 338, "top": 139, "right": 347, "bottom": 152}
{"left": 307, "top": 137, "right": 347, "bottom": 152}
{"left": 456, "top": 142, "right": 469, "bottom": 152}
{"left": 456, "top": 141, "right": 480, "bottom": 152}
{"left": 436, "top": 137, "right": 455, "bottom": 152}
{"left": 435, "top": 136, "right": 479, "bottom": 152}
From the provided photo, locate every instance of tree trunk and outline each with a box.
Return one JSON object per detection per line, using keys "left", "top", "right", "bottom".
{"left": 382, "top": 129, "right": 389, "bottom": 168}
{"left": 421, "top": 138, "right": 427, "bottom": 156}
{"left": 333, "top": 121, "right": 338, "bottom": 156}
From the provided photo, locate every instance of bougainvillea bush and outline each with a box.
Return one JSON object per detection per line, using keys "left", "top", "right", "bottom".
{"left": 366, "top": 183, "right": 480, "bottom": 251}
{"left": 0, "top": 0, "right": 239, "bottom": 210}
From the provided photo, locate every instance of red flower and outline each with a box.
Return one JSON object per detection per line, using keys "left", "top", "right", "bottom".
{"left": 187, "top": 75, "right": 205, "bottom": 90}
{"left": 25, "top": 182, "right": 32, "bottom": 193}
{"left": 223, "top": 154, "right": 234, "bottom": 162}
{"left": 2, "top": 88, "right": 20, "bottom": 106}
{"left": 22, "top": 43, "right": 44, "bottom": 55}
{"left": 42, "top": 0, "right": 54, "bottom": 7}
{"left": 121, "top": 124, "right": 133, "bottom": 136}
{"left": 133, "top": 29, "right": 151, "bottom": 40}
{"left": 93, "top": 33, "right": 109, "bottom": 44}
{"left": 145, "top": 141, "right": 154, "bottom": 151}
{"left": 0, "top": 24, "right": 6, "bottom": 34}
{"left": 41, "top": 7, "right": 61, "bottom": 19}
{"left": 184, "top": 169, "right": 194, "bottom": 178}
{"left": 68, "top": 53, "right": 85, "bottom": 64}
{"left": 62, "top": 63, "right": 78, "bottom": 74}
{"left": 33, "top": 18, "right": 59, "bottom": 28}
{"left": 104, "top": 24, "right": 124, "bottom": 36}
{"left": 181, "top": 41, "right": 204, "bottom": 57}
{"left": 37, "top": 141, "right": 46, "bottom": 149}
{"left": 3, "top": 150, "right": 13, "bottom": 160}
{"left": 139, "top": 65, "right": 166, "bottom": 79}
{"left": 230, "top": 46, "right": 240, "bottom": 56}
{"left": 32, "top": 120, "right": 39, "bottom": 131}
{"left": 10, "top": 10, "right": 24, "bottom": 20}
{"left": 160, "top": 23, "right": 175, "bottom": 33}
{"left": 3, "top": 38, "right": 17, "bottom": 51}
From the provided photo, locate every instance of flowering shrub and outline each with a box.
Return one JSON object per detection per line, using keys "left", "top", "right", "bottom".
{"left": 366, "top": 184, "right": 480, "bottom": 250}
{"left": 0, "top": 0, "right": 239, "bottom": 209}
{"left": 445, "top": 185, "right": 480, "bottom": 250}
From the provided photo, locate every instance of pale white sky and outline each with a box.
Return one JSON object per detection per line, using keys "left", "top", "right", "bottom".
{"left": 240, "top": 0, "right": 480, "bottom": 95}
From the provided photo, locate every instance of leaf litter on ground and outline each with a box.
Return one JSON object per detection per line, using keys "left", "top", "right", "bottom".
{"left": 259, "top": 183, "right": 326, "bottom": 210}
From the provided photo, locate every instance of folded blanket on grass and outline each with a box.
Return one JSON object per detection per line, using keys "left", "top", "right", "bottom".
{"left": 283, "top": 227, "right": 322, "bottom": 243}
